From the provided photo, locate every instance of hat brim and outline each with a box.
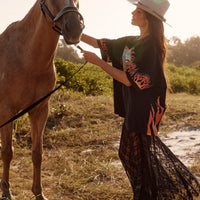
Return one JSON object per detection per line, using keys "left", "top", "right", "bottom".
{"left": 128, "top": 1, "right": 166, "bottom": 22}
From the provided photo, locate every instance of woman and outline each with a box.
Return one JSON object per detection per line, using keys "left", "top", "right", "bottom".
{"left": 81, "top": 0, "right": 200, "bottom": 199}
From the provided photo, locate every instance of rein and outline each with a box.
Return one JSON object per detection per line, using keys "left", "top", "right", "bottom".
{"left": 40, "top": 0, "right": 84, "bottom": 35}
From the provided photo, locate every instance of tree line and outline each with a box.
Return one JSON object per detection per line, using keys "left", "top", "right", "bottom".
{"left": 166, "top": 36, "right": 200, "bottom": 66}
{"left": 56, "top": 36, "right": 200, "bottom": 67}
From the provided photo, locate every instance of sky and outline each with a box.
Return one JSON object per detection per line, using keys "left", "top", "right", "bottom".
{"left": 0, "top": 0, "right": 200, "bottom": 52}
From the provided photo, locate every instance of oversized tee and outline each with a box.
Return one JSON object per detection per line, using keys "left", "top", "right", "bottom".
{"left": 97, "top": 36, "right": 167, "bottom": 135}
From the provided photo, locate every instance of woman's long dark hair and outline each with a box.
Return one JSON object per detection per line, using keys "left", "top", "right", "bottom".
{"left": 145, "top": 12, "right": 166, "bottom": 65}
{"left": 145, "top": 12, "right": 172, "bottom": 91}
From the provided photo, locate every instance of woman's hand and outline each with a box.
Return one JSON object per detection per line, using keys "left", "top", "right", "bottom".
{"left": 81, "top": 50, "right": 102, "bottom": 66}
{"left": 81, "top": 50, "right": 131, "bottom": 87}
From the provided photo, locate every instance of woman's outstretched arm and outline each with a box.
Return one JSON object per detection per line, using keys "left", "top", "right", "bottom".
{"left": 81, "top": 50, "right": 132, "bottom": 87}
{"left": 81, "top": 33, "right": 99, "bottom": 48}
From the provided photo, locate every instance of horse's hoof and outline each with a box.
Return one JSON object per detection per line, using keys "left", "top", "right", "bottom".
{"left": 0, "top": 180, "right": 12, "bottom": 200}
{"left": 1, "top": 190, "right": 12, "bottom": 200}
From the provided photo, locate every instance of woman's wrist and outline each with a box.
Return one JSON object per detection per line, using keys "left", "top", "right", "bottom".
{"left": 81, "top": 33, "right": 99, "bottom": 48}
{"left": 98, "top": 59, "right": 108, "bottom": 69}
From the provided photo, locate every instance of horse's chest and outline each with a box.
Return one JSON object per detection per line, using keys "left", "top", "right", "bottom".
{"left": 10, "top": 72, "right": 55, "bottom": 111}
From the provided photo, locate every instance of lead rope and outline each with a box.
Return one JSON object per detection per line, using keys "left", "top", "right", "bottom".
{"left": 0, "top": 46, "right": 87, "bottom": 129}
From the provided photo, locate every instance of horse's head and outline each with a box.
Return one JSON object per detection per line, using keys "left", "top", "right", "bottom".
{"left": 44, "top": 0, "right": 84, "bottom": 44}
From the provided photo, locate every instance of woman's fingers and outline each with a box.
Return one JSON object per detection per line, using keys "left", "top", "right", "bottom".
{"left": 81, "top": 51, "right": 99, "bottom": 64}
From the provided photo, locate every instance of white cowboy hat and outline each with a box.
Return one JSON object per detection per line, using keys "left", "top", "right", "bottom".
{"left": 127, "top": 0, "right": 170, "bottom": 22}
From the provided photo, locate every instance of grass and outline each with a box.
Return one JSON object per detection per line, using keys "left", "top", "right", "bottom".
{"left": 166, "top": 63, "right": 200, "bottom": 94}
{"left": 160, "top": 92, "right": 200, "bottom": 134}
{"left": 0, "top": 91, "right": 200, "bottom": 199}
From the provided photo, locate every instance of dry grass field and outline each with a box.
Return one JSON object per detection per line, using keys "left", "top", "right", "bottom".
{"left": 0, "top": 91, "right": 200, "bottom": 199}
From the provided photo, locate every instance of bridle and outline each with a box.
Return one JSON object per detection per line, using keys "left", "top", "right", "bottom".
{"left": 40, "top": 0, "right": 84, "bottom": 35}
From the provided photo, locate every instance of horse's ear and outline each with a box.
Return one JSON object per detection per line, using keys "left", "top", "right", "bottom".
{"left": 74, "top": 0, "right": 79, "bottom": 8}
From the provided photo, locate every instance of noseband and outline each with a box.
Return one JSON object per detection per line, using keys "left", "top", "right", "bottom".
{"left": 40, "top": 0, "right": 84, "bottom": 35}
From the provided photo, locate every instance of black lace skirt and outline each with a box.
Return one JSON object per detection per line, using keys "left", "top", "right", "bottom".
{"left": 119, "top": 125, "right": 200, "bottom": 200}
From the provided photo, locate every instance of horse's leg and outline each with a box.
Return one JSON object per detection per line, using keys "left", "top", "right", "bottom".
{"left": 29, "top": 103, "right": 49, "bottom": 200}
{"left": 0, "top": 123, "right": 13, "bottom": 200}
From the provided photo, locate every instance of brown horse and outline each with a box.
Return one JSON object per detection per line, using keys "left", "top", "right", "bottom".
{"left": 0, "top": 0, "right": 84, "bottom": 199}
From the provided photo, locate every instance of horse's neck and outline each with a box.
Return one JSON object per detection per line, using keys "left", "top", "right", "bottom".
{"left": 20, "top": 1, "right": 59, "bottom": 66}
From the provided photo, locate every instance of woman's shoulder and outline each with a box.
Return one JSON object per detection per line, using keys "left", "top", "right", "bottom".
{"left": 142, "top": 36, "right": 157, "bottom": 47}
{"left": 117, "top": 35, "right": 156, "bottom": 45}
{"left": 115, "top": 35, "right": 139, "bottom": 45}
{"left": 136, "top": 36, "right": 157, "bottom": 54}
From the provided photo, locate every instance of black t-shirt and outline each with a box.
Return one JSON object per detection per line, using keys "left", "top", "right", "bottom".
{"left": 98, "top": 36, "right": 167, "bottom": 135}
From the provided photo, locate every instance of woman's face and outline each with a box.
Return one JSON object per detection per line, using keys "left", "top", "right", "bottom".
{"left": 131, "top": 7, "right": 148, "bottom": 27}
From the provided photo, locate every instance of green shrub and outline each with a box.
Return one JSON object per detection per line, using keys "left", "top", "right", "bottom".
{"left": 166, "top": 63, "right": 200, "bottom": 94}
{"left": 54, "top": 58, "right": 200, "bottom": 95}
{"left": 54, "top": 58, "right": 113, "bottom": 96}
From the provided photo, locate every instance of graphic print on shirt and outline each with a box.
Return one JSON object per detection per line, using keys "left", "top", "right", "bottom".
{"left": 122, "top": 46, "right": 136, "bottom": 71}
{"left": 147, "top": 97, "right": 165, "bottom": 136}
{"left": 123, "top": 46, "right": 152, "bottom": 90}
